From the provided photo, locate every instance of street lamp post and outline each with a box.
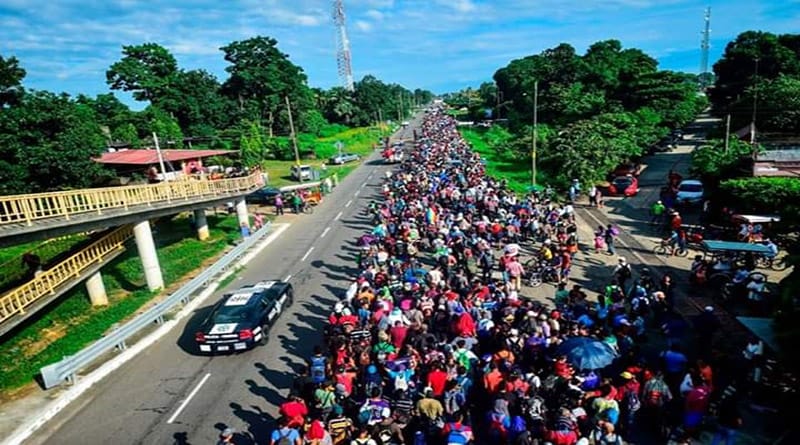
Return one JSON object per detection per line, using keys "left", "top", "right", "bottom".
{"left": 531, "top": 80, "right": 538, "bottom": 187}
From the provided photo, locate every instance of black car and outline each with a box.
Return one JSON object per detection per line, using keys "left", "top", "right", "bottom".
{"left": 195, "top": 281, "right": 293, "bottom": 353}
{"left": 246, "top": 186, "right": 282, "bottom": 205}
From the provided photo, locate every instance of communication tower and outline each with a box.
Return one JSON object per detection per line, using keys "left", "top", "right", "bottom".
{"left": 700, "top": 7, "right": 711, "bottom": 87}
{"left": 333, "top": 0, "right": 355, "bottom": 92}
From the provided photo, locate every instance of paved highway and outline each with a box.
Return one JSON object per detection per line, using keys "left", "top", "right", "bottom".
{"left": 29, "top": 118, "right": 422, "bottom": 445}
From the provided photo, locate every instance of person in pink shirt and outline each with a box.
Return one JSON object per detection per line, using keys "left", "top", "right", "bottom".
{"left": 505, "top": 256, "right": 525, "bottom": 291}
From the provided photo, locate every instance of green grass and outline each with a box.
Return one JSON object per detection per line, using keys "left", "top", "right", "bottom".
{"left": 460, "top": 128, "right": 535, "bottom": 193}
{"left": 0, "top": 214, "right": 241, "bottom": 397}
{"left": 262, "top": 126, "right": 384, "bottom": 187}
{"left": 0, "top": 234, "right": 89, "bottom": 291}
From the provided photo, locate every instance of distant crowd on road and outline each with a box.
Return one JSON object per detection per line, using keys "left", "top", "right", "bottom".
{"left": 223, "top": 108, "right": 762, "bottom": 445}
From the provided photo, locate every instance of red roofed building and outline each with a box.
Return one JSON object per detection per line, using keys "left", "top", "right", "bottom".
{"left": 95, "top": 149, "right": 236, "bottom": 181}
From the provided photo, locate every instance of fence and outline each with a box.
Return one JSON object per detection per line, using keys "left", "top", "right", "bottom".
{"left": 0, "top": 226, "right": 134, "bottom": 324}
{"left": 0, "top": 173, "right": 264, "bottom": 227}
{"left": 39, "top": 222, "right": 274, "bottom": 389}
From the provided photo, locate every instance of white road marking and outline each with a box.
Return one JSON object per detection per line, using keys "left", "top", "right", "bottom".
{"left": 167, "top": 373, "right": 211, "bottom": 424}
{"left": 368, "top": 172, "right": 374, "bottom": 179}
{"left": 320, "top": 227, "right": 331, "bottom": 238}
{"left": 354, "top": 190, "right": 360, "bottom": 197}
{"left": 301, "top": 246, "right": 315, "bottom": 262}
{"left": 335, "top": 211, "right": 343, "bottom": 221}
{"left": 284, "top": 274, "right": 292, "bottom": 282}
{"left": 360, "top": 182, "right": 367, "bottom": 189}
{"left": 345, "top": 200, "right": 353, "bottom": 207}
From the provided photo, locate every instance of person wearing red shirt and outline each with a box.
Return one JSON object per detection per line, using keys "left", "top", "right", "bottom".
{"left": 483, "top": 364, "right": 504, "bottom": 395}
{"left": 279, "top": 395, "right": 308, "bottom": 428}
{"left": 427, "top": 365, "right": 449, "bottom": 397}
{"left": 389, "top": 320, "right": 409, "bottom": 351}
{"left": 554, "top": 355, "right": 574, "bottom": 379}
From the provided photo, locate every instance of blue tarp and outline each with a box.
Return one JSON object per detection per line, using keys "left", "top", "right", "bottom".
{"left": 702, "top": 240, "right": 771, "bottom": 255}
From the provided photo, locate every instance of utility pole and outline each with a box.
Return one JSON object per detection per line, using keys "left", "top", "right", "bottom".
{"left": 750, "top": 57, "right": 759, "bottom": 147}
{"left": 152, "top": 132, "right": 168, "bottom": 182}
{"left": 531, "top": 80, "right": 538, "bottom": 187}
{"left": 285, "top": 96, "right": 300, "bottom": 165}
{"left": 724, "top": 114, "right": 731, "bottom": 153}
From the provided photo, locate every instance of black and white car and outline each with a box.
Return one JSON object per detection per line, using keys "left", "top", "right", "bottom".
{"left": 195, "top": 281, "right": 293, "bottom": 353}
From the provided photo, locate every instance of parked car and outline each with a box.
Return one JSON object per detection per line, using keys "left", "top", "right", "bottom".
{"left": 675, "top": 179, "right": 704, "bottom": 205}
{"left": 246, "top": 186, "right": 282, "bottom": 205}
{"left": 328, "top": 153, "right": 361, "bottom": 165}
{"left": 607, "top": 175, "right": 640, "bottom": 197}
{"left": 195, "top": 281, "right": 294, "bottom": 353}
{"left": 290, "top": 164, "right": 313, "bottom": 181}
{"left": 609, "top": 162, "right": 642, "bottom": 180}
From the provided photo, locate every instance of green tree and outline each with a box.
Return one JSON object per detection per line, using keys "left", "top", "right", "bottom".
{"left": 711, "top": 31, "right": 800, "bottom": 111}
{"left": 161, "top": 69, "right": 232, "bottom": 135}
{"left": 0, "top": 91, "right": 111, "bottom": 192}
{"left": 147, "top": 107, "right": 183, "bottom": 145}
{"left": 220, "top": 36, "right": 313, "bottom": 135}
{"left": 744, "top": 75, "right": 800, "bottom": 132}
{"left": 0, "top": 54, "right": 26, "bottom": 107}
{"left": 690, "top": 138, "right": 757, "bottom": 183}
{"left": 111, "top": 123, "right": 141, "bottom": 148}
{"left": 106, "top": 43, "right": 179, "bottom": 103}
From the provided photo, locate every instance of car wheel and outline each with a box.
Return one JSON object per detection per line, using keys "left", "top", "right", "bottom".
{"left": 286, "top": 290, "right": 294, "bottom": 307}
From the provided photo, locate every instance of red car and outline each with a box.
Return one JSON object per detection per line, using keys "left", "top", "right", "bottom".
{"left": 608, "top": 175, "right": 639, "bottom": 197}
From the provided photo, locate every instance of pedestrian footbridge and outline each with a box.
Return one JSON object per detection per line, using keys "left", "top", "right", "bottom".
{"left": 0, "top": 174, "right": 263, "bottom": 247}
{"left": 0, "top": 174, "right": 264, "bottom": 336}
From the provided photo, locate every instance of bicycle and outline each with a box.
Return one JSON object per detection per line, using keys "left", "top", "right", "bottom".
{"left": 755, "top": 255, "right": 787, "bottom": 271}
{"left": 653, "top": 239, "right": 688, "bottom": 258}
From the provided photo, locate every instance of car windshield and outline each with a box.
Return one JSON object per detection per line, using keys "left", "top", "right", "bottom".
{"left": 212, "top": 304, "right": 253, "bottom": 323}
{"left": 613, "top": 177, "right": 633, "bottom": 187}
{"left": 679, "top": 183, "right": 703, "bottom": 192}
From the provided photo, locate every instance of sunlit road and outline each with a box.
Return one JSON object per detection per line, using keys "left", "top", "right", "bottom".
{"left": 29, "top": 119, "right": 421, "bottom": 445}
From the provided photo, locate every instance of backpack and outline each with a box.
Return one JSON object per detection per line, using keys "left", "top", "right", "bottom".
{"left": 616, "top": 265, "right": 631, "bottom": 280}
{"left": 624, "top": 389, "right": 641, "bottom": 413}
{"left": 645, "top": 389, "right": 665, "bottom": 407}
{"left": 446, "top": 423, "right": 470, "bottom": 445}
{"left": 394, "top": 372, "right": 408, "bottom": 391}
{"left": 310, "top": 356, "right": 327, "bottom": 384}
{"left": 275, "top": 430, "right": 293, "bottom": 445}
{"left": 610, "top": 226, "right": 620, "bottom": 237}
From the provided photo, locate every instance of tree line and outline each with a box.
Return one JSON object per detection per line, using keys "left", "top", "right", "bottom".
{"left": 0, "top": 36, "right": 434, "bottom": 195}
{"left": 444, "top": 39, "right": 707, "bottom": 186}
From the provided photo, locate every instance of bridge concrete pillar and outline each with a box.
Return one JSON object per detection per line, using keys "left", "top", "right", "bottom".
{"left": 133, "top": 220, "right": 164, "bottom": 291}
{"left": 235, "top": 199, "right": 249, "bottom": 228}
{"left": 85, "top": 271, "right": 108, "bottom": 306}
{"left": 194, "top": 208, "right": 209, "bottom": 241}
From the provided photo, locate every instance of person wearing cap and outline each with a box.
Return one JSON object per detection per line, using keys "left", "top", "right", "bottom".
{"left": 615, "top": 371, "right": 641, "bottom": 434}
{"left": 415, "top": 387, "right": 444, "bottom": 421}
{"left": 217, "top": 427, "right": 235, "bottom": 445}
{"left": 694, "top": 305, "right": 720, "bottom": 360}
{"left": 650, "top": 200, "right": 666, "bottom": 225}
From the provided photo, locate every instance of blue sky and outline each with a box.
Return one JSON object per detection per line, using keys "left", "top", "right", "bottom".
{"left": 1, "top": 0, "right": 798, "bottom": 108}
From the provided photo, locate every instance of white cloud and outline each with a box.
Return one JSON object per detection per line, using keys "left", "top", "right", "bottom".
{"left": 365, "top": 9, "right": 385, "bottom": 21}
{"left": 435, "top": 0, "right": 477, "bottom": 13}
{"left": 354, "top": 20, "right": 373, "bottom": 32}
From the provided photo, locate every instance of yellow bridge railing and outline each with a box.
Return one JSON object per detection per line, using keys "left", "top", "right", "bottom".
{"left": 0, "top": 225, "right": 135, "bottom": 324}
{"left": 0, "top": 173, "right": 264, "bottom": 227}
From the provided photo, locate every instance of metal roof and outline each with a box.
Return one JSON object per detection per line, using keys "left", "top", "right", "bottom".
{"left": 95, "top": 149, "right": 235, "bottom": 165}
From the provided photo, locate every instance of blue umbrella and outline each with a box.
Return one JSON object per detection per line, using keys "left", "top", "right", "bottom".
{"left": 557, "top": 336, "right": 618, "bottom": 370}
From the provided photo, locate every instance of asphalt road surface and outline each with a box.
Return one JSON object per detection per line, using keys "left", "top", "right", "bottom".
{"left": 29, "top": 117, "right": 423, "bottom": 445}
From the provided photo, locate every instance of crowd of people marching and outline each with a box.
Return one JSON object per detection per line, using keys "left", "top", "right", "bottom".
{"left": 258, "top": 108, "right": 755, "bottom": 445}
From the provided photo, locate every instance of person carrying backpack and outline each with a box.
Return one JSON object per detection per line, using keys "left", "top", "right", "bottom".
{"left": 310, "top": 347, "right": 329, "bottom": 385}
{"left": 616, "top": 371, "right": 641, "bottom": 434}
{"left": 604, "top": 225, "right": 618, "bottom": 256}
{"left": 270, "top": 417, "right": 302, "bottom": 445}
{"left": 612, "top": 257, "right": 632, "bottom": 297}
{"left": 442, "top": 413, "right": 473, "bottom": 445}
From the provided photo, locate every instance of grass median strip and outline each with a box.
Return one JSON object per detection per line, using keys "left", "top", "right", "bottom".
{"left": 0, "top": 214, "right": 244, "bottom": 398}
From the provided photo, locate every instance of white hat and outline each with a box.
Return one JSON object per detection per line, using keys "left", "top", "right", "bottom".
{"left": 334, "top": 302, "right": 344, "bottom": 313}
{"left": 509, "top": 328, "right": 519, "bottom": 337}
{"left": 619, "top": 257, "right": 626, "bottom": 263}
{"left": 704, "top": 306, "right": 714, "bottom": 312}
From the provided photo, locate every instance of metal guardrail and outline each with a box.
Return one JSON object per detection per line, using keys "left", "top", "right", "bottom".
{"left": 0, "top": 226, "right": 134, "bottom": 324}
{"left": 0, "top": 173, "right": 264, "bottom": 227}
{"left": 39, "top": 222, "right": 274, "bottom": 389}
